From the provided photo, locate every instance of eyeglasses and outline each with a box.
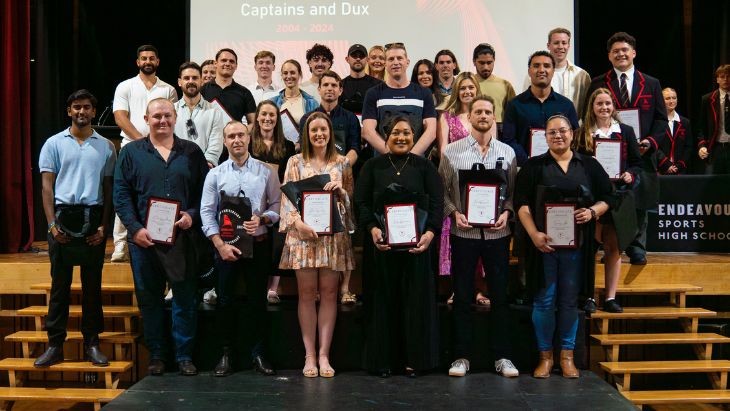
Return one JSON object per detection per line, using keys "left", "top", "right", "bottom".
{"left": 186, "top": 119, "right": 198, "bottom": 138}
{"left": 384, "top": 42, "right": 405, "bottom": 50}
{"left": 546, "top": 128, "right": 571, "bottom": 138}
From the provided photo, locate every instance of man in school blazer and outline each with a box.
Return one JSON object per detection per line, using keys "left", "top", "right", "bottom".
{"left": 697, "top": 64, "right": 730, "bottom": 174}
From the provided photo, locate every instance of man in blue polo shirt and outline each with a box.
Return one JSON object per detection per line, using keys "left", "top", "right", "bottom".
{"left": 36, "top": 89, "right": 116, "bottom": 368}
{"left": 502, "top": 50, "right": 579, "bottom": 166}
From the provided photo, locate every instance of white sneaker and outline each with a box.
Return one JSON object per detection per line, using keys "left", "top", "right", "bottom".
{"left": 203, "top": 288, "right": 217, "bottom": 305}
{"left": 495, "top": 358, "right": 519, "bottom": 378}
{"left": 448, "top": 358, "right": 470, "bottom": 377}
{"left": 110, "top": 242, "right": 128, "bottom": 262}
{"left": 164, "top": 289, "right": 173, "bottom": 302}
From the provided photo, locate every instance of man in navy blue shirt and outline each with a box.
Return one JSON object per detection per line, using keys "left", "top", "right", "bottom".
{"left": 502, "top": 51, "right": 579, "bottom": 166}
{"left": 114, "top": 98, "right": 209, "bottom": 376}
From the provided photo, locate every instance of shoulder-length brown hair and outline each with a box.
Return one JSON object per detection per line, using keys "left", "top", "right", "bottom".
{"left": 251, "top": 100, "right": 287, "bottom": 160}
{"left": 574, "top": 87, "right": 620, "bottom": 154}
{"left": 300, "top": 111, "right": 337, "bottom": 163}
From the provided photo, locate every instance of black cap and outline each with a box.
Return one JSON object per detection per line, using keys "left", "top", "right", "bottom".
{"left": 348, "top": 44, "right": 367, "bottom": 56}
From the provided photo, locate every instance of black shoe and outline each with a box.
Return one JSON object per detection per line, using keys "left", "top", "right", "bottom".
{"left": 34, "top": 346, "right": 64, "bottom": 368}
{"left": 148, "top": 359, "right": 165, "bottom": 376}
{"left": 603, "top": 299, "right": 624, "bottom": 313}
{"left": 404, "top": 367, "right": 418, "bottom": 378}
{"left": 214, "top": 349, "right": 232, "bottom": 377}
{"left": 253, "top": 355, "right": 276, "bottom": 376}
{"left": 84, "top": 345, "right": 109, "bottom": 367}
{"left": 378, "top": 369, "right": 392, "bottom": 378}
{"left": 629, "top": 255, "right": 647, "bottom": 265}
{"left": 178, "top": 360, "right": 198, "bottom": 376}
{"left": 583, "top": 298, "right": 597, "bottom": 314}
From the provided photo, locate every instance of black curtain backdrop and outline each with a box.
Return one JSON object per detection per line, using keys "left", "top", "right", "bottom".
{"left": 8, "top": 0, "right": 730, "bottom": 242}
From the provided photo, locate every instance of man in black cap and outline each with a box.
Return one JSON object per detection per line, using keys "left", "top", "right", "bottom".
{"left": 340, "top": 44, "right": 383, "bottom": 116}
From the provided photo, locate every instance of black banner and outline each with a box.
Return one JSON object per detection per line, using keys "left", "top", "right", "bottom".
{"left": 648, "top": 175, "right": 730, "bottom": 252}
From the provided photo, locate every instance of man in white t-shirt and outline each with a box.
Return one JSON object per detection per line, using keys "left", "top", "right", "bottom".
{"left": 111, "top": 44, "right": 178, "bottom": 262}
{"left": 300, "top": 44, "right": 333, "bottom": 103}
{"left": 246, "top": 50, "right": 282, "bottom": 106}
{"left": 521, "top": 28, "right": 591, "bottom": 116}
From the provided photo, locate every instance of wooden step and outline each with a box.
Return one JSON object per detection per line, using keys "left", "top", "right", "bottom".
{"left": 622, "top": 389, "right": 730, "bottom": 407}
{"left": 594, "top": 284, "right": 703, "bottom": 308}
{"left": 592, "top": 333, "right": 730, "bottom": 362}
{"left": 601, "top": 360, "right": 730, "bottom": 390}
{"left": 592, "top": 307, "right": 716, "bottom": 334}
{"left": 30, "top": 282, "right": 135, "bottom": 293}
{"left": 0, "top": 358, "right": 133, "bottom": 389}
{"left": 17, "top": 305, "right": 139, "bottom": 332}
{"left": 0, "top": 387, "right": 123, "bottom": 411}
{"left": 5, "top": 331, "right": 139, "bottom": 359}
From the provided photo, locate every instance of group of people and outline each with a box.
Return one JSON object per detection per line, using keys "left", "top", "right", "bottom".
{"left": 36, "top": 27, "right": 730, "bottom": 382}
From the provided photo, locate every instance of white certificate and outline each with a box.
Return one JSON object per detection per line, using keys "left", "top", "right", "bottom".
{"left": 465, "top": 184, "right": 499, "bottom": 226}
{"left": 280, "top": 109, "right": 300, "bottom": 144}
{"left": 545, "top": 203, "right": 576, "bottom": 248}
{"left": 530, "top": 128, "right": 548, "bottom": 157}
{"left": 617, "top": 109, "right": 641, "bottom": 139}
{"left": 594, "top": 139, "right": 622, "bottom": 180}
{"left": 301, "top": 191, "right": 333, "bottom": 235}
{"left": 384, "top": 203, "right": 419, "bottom": 247}
{"left": 145, "top": 197, "right": 181, "bottom": 245}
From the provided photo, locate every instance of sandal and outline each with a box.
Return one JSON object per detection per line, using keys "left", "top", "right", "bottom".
{"left": 476, "top": 292, "right": 491, "bottom": 308}
{"left": 303, "top": 355, "right": 318, "bottom": 378}
{"left": 267, "top": 290, "right": 280, "bottom": 304}
{"left": 318, "top": 354, "right": 335, "bottom": 378}
{"left": 340, "top": 291, "right": 357, "bottom": 305}
{"left": 447, "top": 293, "right": 454, "bottom": 305}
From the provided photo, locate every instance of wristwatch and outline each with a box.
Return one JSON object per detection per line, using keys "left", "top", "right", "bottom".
{"left": 588, "top": 208, "right": 597, "bottom": 220}
{"left": 47, "top": 221, "right": 57, "bottom": 233}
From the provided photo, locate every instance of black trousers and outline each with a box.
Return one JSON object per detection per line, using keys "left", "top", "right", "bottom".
{"left": 46, "top": 233, "right": 105, "bottom": 346}
{"left": 214, "top": 236, "right": 271, "bottom": 359}
{"left": 708, "top": 143, "right": 730, "bottom": 175}
{"left": 451, "top": 235, "right": 511, "bottom": 360}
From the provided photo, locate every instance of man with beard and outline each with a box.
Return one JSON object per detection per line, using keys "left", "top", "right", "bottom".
{"left": 114, "top": 98, "right": 209, "bottom": 376}
{"left": 362, "top": 43, "right": 437, "bottom": 156}
{"left": 174, "top": 61, "right": 225, "bottom": 168}
{"left": 502, "top": 51, "right": 579, "bottom": 166}
{"left": 300, "top": 43, "right": 334, "bottom": 104}
{"left": 35, "top": 90, "right": 116, "bottom": 367}
{"left": 340, "top": 44, "right": 382, "bottom": 115}
{"left": 247, "top": 51, "right": 282, "bottom": 106}
{"left": 111, "top": 44, "right": 178, "bottom": 262}
{"left": 434, "top": 49, "right": 460, "bottom": 108}
{"left": 472, "top": 43, "right": 516, "bottom": 132}
{"left": 201, "top": 48, "right": 256, "bottom": 125}
{"left": 439, "top": 96, "right": 518, "bottom": 378}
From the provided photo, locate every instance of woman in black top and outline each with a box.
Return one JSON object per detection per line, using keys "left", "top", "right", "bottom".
{"left": 250, "top": 100, "right": 297, "bottom": 303}
{"left": 354, "top": 116, "right": 442, "bottom": 377}
{"left": 573, "top": 88, "right": 642, "bottom": 313}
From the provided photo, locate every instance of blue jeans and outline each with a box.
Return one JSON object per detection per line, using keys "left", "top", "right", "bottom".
{"left": 532, "top": 248, "right": 583, "bottom": 351}
{"left": 129, "top": 243, "right": 198, "bottom": 362}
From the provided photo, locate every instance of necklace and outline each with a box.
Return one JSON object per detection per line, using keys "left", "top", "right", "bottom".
{"left": 388, "top": 154, "right": 409, "bottom": 176}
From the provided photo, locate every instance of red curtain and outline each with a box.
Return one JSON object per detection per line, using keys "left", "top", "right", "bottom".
{"left": 0, "top": 0, "right": 33, "bottom": 252}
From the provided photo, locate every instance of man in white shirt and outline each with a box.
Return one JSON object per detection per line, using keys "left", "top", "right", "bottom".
{"left": 174, "top": 62, "right": 225, "bottom": 168}
{"left": 522, "top": 28, "right": 591, "bottom": 116}
{"left": 246, "top": 51, "right": 282, "bottom": 106}
{"left": 300, "top": 43, "right": 333, "bottom": 103}
{"left": 111, "top": 44, "right": 178, "bottom": 262}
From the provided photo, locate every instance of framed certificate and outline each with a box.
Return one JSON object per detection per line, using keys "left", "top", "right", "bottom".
{"left": 465, "top": 183, "right": 499, "bottom": 227}
{"left": 545, "top": 203, "right": 576, "bottom": 249}
{"left": 384, "top": 203, "right": 419, "bottom": 247}
{"left": 529, "top": 128, "right": 548, "bottom": 157}
{"left": 145, "top": 197, "right": 181, "bottom": 245}
{"left": 594, "top": 139, "right": 622, "bottom": 180}
{"left": 280, "top": 109, "right": 301, "bottom": 144}
{"left": 617, "top": 109, "right": 641, "bottom": 139}
{"left": 301, "top": 191, "right": 333, "bottom": 235}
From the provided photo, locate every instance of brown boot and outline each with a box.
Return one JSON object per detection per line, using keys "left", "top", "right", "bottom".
{"left": 560, "top": 349, "right": 579, "bottom": 378}
{"left": 533, "top": 350, "right": 553, "bottom": 378}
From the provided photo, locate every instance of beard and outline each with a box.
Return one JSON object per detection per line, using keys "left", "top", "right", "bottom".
{"left": 183, "top": 84, "right": 199, "bottom": 98}
{"left": 472, "top": 122, "right": 492, "bottom": 133}
{"left": 141, "top": 64, "right": 157, "bottom": 75}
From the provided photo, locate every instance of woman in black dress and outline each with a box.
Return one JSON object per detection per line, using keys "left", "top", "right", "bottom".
{"left": 354, "top": 115, "right": 442, "bottom": 377}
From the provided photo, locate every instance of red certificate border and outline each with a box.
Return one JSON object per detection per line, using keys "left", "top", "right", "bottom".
{"left": 301, "top": 190, "right": 333, "bottom": 235}
{"left": 384, "top": 202, "right": 419, "bottom": 247}
{"left": 529, "top": 127, "right": 547, "bottom": 158}
{"left": 544, "top": 203, "right": 577, "bottom": 249}
{"left": 145, "top": 197, "right": 181, "bottom": 245}
{"left": 465, "top": 183, "right": 499, "bottom": 227}
{"left": 593, "top": 138, "right": 623, "bottom": 181}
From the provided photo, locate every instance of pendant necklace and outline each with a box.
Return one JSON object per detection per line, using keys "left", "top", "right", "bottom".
{"left": 388, "top": 154, "right": 409, "bottom": 176}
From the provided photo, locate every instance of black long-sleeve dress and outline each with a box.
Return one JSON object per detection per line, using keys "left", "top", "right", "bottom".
{"left": 354, "top": 153, "right": 443, "bottom": 374}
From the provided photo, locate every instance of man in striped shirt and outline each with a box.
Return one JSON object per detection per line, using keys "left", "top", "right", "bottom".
{"left": 439, "top": 96, "right": 519, "bottom": 378}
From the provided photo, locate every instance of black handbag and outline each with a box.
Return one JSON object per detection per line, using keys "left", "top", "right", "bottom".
{"left": 218, "top": 190, "right": 254, "bottom": 258}
{"left": 55, "top": 205, "right": 103, "bottom": 238}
